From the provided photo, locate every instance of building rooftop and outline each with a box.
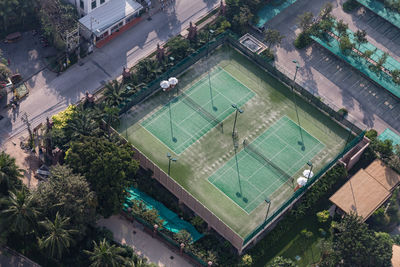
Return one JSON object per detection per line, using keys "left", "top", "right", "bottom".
{"left": 330, "top": 160, "right": 400, "bottom": 220}
{"left": 79, "top": 0, "right": 143, "bottom": 36}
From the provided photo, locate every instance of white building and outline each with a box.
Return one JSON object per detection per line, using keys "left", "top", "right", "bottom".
{"left": 68, "top": 0, "right": 144, "bottom": 48}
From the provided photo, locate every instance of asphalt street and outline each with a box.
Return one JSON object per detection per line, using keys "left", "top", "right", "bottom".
{"left": 0, "top": 0, "right": 219, "bottom": 146}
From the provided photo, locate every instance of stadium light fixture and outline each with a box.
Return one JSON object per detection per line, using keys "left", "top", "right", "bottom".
{"left": 265, "top": 198, "right": 271, "bottom": 221}
{"left": 231, "top": 104, "right": 243, "bottom": 137}
{"left": 291, "top": 59, "right": 305, "bottom": 151}
{"left": 167, "top": 152, "right": 177, "bottom": 176}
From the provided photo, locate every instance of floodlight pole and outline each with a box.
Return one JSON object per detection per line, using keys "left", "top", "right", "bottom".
{"left": 207, "top": 29, "right": 215, "bottom": 102}
{"left": 167, "top": 152, "right": 177, "bottom": 176}
{"left": 291, "top": 60, "right": 305, "bottom": 150}
{"left": 307, "top": 161, "right": 313, "bottom": 179}
{"left": 232, "top": 104, "right": 243, "bottom": 137}
{"left": 265, "top": 199, "right": 271, "bottom": 221}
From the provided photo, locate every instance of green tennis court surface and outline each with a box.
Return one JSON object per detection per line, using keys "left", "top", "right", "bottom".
{"left": 208, "top": 116, "right": 325, "bottom": 213}
{"left": 141, "top": 68, "right": 255, "bottom": 154}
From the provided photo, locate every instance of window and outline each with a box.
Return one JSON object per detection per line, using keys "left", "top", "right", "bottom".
{"left": 80, "top": 0, "right": 84, "bottom": 9}
{"left": 111, "top": 24, "right": 119, "bottom": 33}
{"left": 126, "top": 13, "right": 137, "bottom": 23}
{"left": 91, "top": 0, "right": 97, "bottom": 9}
{"left": 100, "top": 0, "right": 105, "bottom": 4}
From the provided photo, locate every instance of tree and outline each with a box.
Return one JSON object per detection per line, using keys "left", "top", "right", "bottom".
{"left": 319, "top": 2, "right": 333, "bottom": 21}
{"left": 238, "top": 254, "right": 253, "bottom": 266}
{"left": 267, "top": 256, "right": 297, "bottom": 267}
{"left": 297, "top": 12, "right": 314, "bottom": 32}
{"left": 165, "top": 36, "right": 191, "bottom": 61}
{"left": 264, "top": 29, "right": 284, "bottom": 49}
{"left": 173, "top": 230, "right": 193, "bottom": 250}
{"left": 327, "top": 213, "right": 393, "bottom": 267}
{"left": 0, "top": 152, "right": 22, "bottom": 196}
{"left": 38, "top": 212, "right": 78, "bottom": 260}
{"left": 336, "top": 19, "right": 349, "bottom": 38}
{"left": 339, "top": 35, "right": 353, "bottom": 52}
{"left": 0, "top": 63, "right": 12, "bottom": 82}
{"left": 1, "top": 189, "right": 39, "bottom": 234}
{"left": 354, "top": 29, "right": 367, "bottom": 50}
{"left": 34, "top": 165, "right": 97, "bottom": 236}
{"left": 104, "top": 80, "right": 126, "bottom": 108}
{"left": 135, "top": 58, "right": 163, "bottom": 83}
{"left": 375, "top": 52, "right": 388, "bottom": 74}
{"left": 65, "top": 136, "right": 139, "bottom": 217}
{"left": 64, "top": 106, "right": 101, "bottom": 141}
{"left": 391, "top": 69, "right": 400, "bottom": 84}
{"left": 85, "top": 238, "right": 126, "bottom": 267}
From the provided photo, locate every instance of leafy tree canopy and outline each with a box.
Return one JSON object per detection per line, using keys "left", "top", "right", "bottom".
{"left": 34, "top": 165, "right": 97, "bottom": 236}
{"left": 0, "top": 151, "right": 23, "bottom": 196}
{"left": 326, "top": 213, "right": 393, "bottom": 267}
{"left": 65, "top": 136, "right": 139, "bottom": 217}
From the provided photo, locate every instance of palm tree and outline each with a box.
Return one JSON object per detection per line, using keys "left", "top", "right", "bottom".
{"left": 0, "top": 152, "right": 22, "bottom": 195}
{"left": 1, "top": 189, "right": 39, "bottom": 234}
{"left": 38, "top": 212, "right": 78, "bottom": 260}
{"left": 66, "top": 106, "right": 100, "bottom": 139}
{"left": 85, "top": 238, "right": 126, "bottom": 267}
{"left": 104, "top": 80, "right": 126, "bottom": 108}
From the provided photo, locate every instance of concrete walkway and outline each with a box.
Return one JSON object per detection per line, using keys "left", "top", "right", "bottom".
{"left": 98, "top": 216, "right": 194, "bottom": 267}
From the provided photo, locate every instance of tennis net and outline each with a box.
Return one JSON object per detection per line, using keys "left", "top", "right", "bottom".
{"left": 243, "top": 139, "right": 292, "bottom": 181}
{"left": 181, "top": 92, "right": 222, "bottom": 128}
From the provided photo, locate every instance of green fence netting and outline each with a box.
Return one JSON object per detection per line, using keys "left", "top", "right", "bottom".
{"left": 124, "top": 187, "right": 203, "bottom": 242}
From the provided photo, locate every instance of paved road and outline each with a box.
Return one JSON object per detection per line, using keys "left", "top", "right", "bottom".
{"left": 0, "top": 0, "right": 219, "bottom": 146}
{"left": 267, "top": 0, "right": 400, "bottom": 134}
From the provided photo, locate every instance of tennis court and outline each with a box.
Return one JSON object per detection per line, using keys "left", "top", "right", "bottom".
{"left": 141, "top": 67, "right": 255, "bottom": 154}
{"left": 208, "top": 116, "right": 325, "bottom": 213}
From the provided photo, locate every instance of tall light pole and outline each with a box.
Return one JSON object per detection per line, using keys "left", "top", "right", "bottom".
{"left": 291, "top": 60, "right": 305, "bottom": 151}
{"left": 207, "top": 29, "right": 215, "bottom": 109}
{"left": 307, "top": 161, "right": 313, "bottom": 179}
{"left": 231, "top": 104, "right": 243, "bottom": 137}
{"left": 167, "top": 152, "right": 177, "bottom": 176}
{"left": 90, "top": 17, "right": 99, "bottom": 49}
{"left": 264, "top": 198, "right": 271, "bottom": 221}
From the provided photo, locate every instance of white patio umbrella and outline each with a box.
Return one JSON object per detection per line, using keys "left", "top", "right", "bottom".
{"left": 303, "top": 169, "right": 314, "bottom": 178}
{"left": 160, "top": 80, "right": 170, "bottom": 91}
{"left": 297, "top": 177, "right": 308, "bottom": 187}
{"left": 168, "top": 77, "right": 178, "bottom": 88}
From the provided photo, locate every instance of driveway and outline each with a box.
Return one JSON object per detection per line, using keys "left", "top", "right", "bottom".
{"left": 98, "top": 216, "right": 194, "bottom": 267}
{"left": 265, "top": 0, "right": 400, "bottom": 134}
{"left": 0, "top": 0, "right": 220, "bottom": 146}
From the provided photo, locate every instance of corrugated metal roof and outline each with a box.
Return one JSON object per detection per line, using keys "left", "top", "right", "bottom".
{"left": 79, "top": 0, "right": 143, "bottom": 36}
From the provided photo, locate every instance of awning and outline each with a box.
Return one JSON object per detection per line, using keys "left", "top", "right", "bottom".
{"left": 79, "top": 0, "right": 143, "bottom": 37}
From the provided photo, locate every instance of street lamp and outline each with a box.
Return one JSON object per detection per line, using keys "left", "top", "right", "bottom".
{"left": 231, "top": 104, "right": 243, "bottom": 137}
{"left": 167, "top": 152, "right": 177, "bottom": 176}
{"left": 291, "top": 60, "right": 305, "bottom": 151}
{"left": 264, "top": 198, "right": 271, "bottom": 221}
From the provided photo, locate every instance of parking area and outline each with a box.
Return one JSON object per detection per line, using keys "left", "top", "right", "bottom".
{"left": 262, "top": 0, "right": 400, "bottom": 134}
{"left": 0, "top": 31, "right": 57, "bottom": 80}
{"left": 340, "top": 6, "right": 400, "bottom": 61}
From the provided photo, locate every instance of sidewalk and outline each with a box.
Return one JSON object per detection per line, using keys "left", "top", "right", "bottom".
{"left": 97, "top": 216, "right": 194, "bottom": 267}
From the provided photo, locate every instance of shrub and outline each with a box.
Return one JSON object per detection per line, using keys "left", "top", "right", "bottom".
{"left": 239, "top": 254, "right": 253, "bottom": 266}
{"left": 0, "top": 63, "right": 12, "bottom": 82}
{"left": 343, "top": 0, "right": 360, "bottom": 13}
{"left": 260, "top": 48, "right": 274, "bottom": 61}
{"left": 338, "top": 108, "right": 348, "bottom": 118}
{"left": 317, "top": 210, "right": 330, "bottom": 224}
{"left": 51, "top": 105, "right": 77, "bottom": 129}
{"left": 294, "top": 31, "right": 312, "bottom": 49}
